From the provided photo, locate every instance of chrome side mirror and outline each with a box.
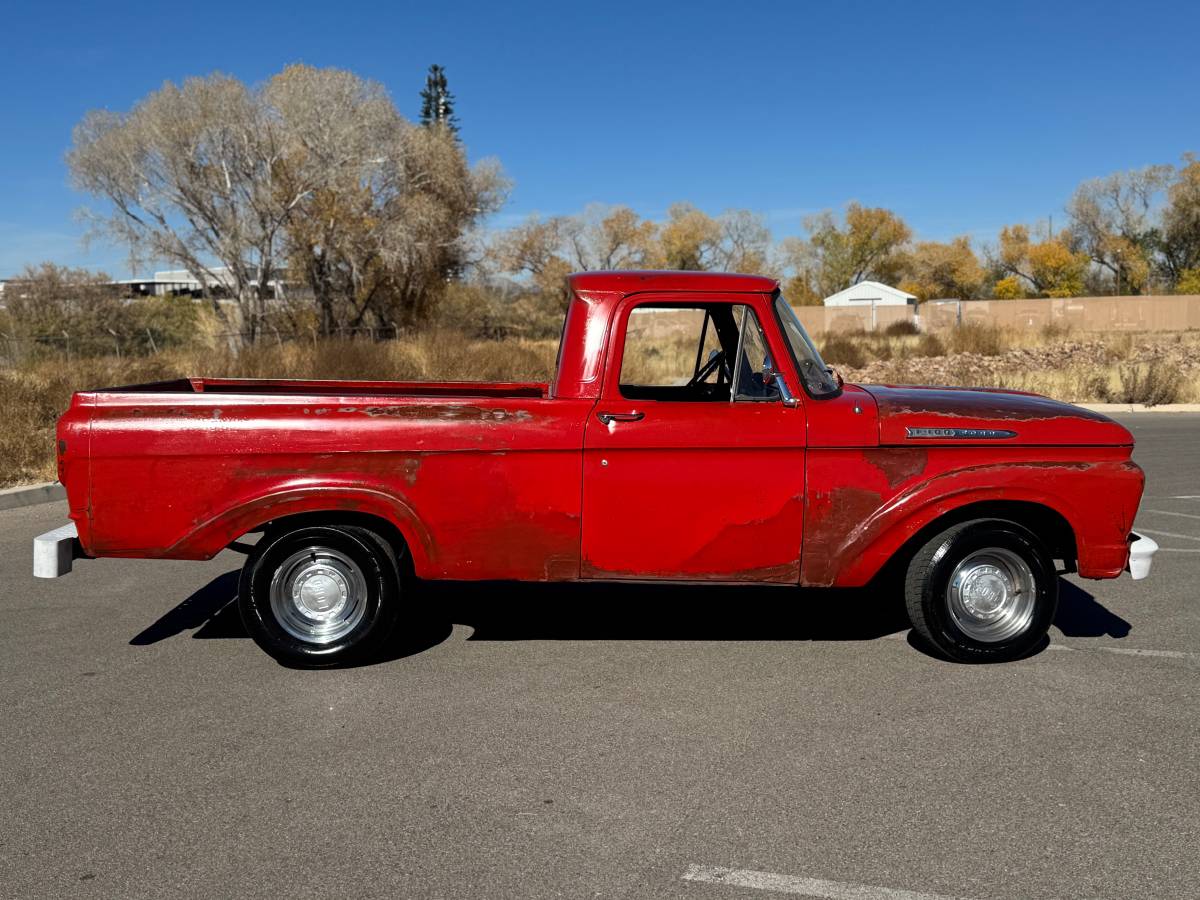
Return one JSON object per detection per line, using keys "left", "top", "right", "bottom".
{"left": 764, "top": 364, "right": 800, "bottom": 408}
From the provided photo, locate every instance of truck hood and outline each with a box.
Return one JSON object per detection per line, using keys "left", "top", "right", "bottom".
{"left": 861, "top": 384, "right": 1133, "bottom": 446}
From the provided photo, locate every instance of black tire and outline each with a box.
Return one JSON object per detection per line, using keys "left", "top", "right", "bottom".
{"left": 239, "top": 524, "right": 403, "bottom": 667}
{"left": 904, "top": 519, "right": 1058, "bottom": 663}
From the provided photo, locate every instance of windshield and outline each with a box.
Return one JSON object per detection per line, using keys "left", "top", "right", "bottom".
{"left": 773, "top": 295, "right": 840, "bottom": 397}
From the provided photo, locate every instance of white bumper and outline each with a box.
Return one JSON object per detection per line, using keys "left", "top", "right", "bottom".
{"left": 1127, "top": 532, "right": 1158, "bottom": 580}
{"left": 33, "top": 522, "right": 80, "bottom": 578}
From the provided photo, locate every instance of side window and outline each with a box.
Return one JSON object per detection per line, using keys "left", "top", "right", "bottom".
{"left": 618, "top": 303, "right": 780, "bottom": 403}
{"left": 620, "top": 307, "right": 721, "bottom": 390}
{"left": 732, "top": 307, "right": 782, "bottom": 402}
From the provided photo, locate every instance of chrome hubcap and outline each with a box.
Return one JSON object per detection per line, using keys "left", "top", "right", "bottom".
{"left": 946, "top": 548, "right": 1037, "bottom": 642}
{"left": 269, "top": 547, "right": 368, "bottom": 644}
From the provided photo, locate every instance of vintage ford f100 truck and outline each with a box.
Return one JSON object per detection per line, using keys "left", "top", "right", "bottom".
{"left": 36, "top": 271, "right": 1157, "bottom": 664}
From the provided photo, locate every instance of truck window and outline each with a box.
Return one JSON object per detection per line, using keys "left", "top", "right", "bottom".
{"left": 731, "top": 306, "right": 782, "bottom": 402}
{"left": 619, "top": 303, "right": 779, "bottom": 403}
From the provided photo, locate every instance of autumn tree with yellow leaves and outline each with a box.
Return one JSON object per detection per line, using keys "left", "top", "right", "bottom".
{"left": 991, "top": 225, "right": 1091, "bottom": 298}
{"left": 897, "top": 237, "right": 987, "bottom": 301}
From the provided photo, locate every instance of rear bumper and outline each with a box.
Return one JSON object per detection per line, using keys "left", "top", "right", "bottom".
{"left": 1126, "top": 531, "right": 1158, "bottom": 580}
{"left": 33, "top": 522, "right": 83, "bottom": 578}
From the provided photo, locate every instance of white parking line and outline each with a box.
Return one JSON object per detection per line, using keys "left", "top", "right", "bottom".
{"left": 682, "top": 864, "right": 974, "bottom": 899}
{"left": 1134, "top": 528, "right": 1200, "bottom": 542}
{"left": 887, "top": 632, "right": 1197, "bottom": 661}
{"left": 1142, "top": 508, "right": 1200, "bottom": 521}
{"left": 1159, "top": 548, "right": 1200, "bottom": 553}
{"left": 1049, "top": 643, "right": 1198, "bottom": 661}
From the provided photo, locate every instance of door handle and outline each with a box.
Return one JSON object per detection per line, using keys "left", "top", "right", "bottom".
{"left": 596, "top": 411, "right": 645, "bottom": 425}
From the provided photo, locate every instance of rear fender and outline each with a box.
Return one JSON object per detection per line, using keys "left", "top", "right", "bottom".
{"left": 164, "top": 482, "right": 433, "bottom": 573}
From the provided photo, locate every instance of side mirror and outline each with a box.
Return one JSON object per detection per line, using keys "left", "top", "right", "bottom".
{"left": 763, "top": 363, "right": 800, "bottom": 408}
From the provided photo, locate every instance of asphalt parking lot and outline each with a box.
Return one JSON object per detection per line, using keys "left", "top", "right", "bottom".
{"left": 2, "top": 413, "right": 1197, "bottom": 900}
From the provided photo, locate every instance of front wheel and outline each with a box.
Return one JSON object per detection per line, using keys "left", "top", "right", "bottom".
{"left": 904, "top": 519, "right": 1058, "bottom": 663}
{"left": 239, "top": 524, "right": 402, "bottom": 667}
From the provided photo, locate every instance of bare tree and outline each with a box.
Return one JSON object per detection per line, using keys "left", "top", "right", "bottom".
{"left": 69, "top": 75, "right": 307, "bottom": 341}
{"left": 1159, "top": 154, "right": 1200, "bottom": 286}
{"left": 1066, "top": 165, "right": 1170, "bottom": 293}
{"left": 712, "top": 209, "right": 772, "bottom": 274}
{"left": 272, "top": 65, "right": 506, "bottom": 332}
{"left": 69, "top": 66, "right": 506, "bottom": 342}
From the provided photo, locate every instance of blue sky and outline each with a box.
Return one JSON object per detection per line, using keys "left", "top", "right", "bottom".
{"left": 1, "top": 0, "right": 1197, "bottom": 277}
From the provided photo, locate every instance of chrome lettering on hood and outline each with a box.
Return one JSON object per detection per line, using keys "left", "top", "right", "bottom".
{"left": 906, "top": 427, "right": 1017, "bottom": 440}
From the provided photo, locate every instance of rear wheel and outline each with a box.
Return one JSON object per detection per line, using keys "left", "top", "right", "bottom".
{"left": 239, "top": 524, "right": 402, "bottom": 667}
{"left": 904, "top": 519, "right": 1058, "bottom": 663}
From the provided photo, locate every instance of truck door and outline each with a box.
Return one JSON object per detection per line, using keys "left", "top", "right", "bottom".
{"left": 581, "top": 294, "right": 807, "bottom": 583}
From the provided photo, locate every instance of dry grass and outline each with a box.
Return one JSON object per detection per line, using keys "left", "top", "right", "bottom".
{"left": 0, "top": 332, "right": 557, "bottom": 488}
{"left": 830, "top": 326, "right": 1200, "bottom": 405}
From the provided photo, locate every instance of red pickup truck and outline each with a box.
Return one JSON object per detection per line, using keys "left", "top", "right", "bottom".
{"left": 37, "top": 271, "right": 1156, "bottom": 665}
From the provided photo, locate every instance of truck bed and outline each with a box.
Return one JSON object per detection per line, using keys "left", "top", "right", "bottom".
{"left": 102, "top": 377, "right": 549, "bottom": 399}
{"left": 58, "top": 376, "right": 590, "bottom": 577}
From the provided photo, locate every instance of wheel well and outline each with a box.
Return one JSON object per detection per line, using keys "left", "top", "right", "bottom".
{"left": 895, "top": 501, "right": 1078, "bottom": 575}
{"left": 239, "top": 511, "right": 411, "bottom": 566}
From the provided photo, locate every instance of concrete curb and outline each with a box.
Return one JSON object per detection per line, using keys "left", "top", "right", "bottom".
{"left": 0, "top": 482, "right": 66, "bottom": 511}
{"left": 1076, "top": 403, "right": 1200, "bottom": 413}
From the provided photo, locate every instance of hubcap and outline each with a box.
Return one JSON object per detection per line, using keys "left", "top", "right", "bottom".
{"left": 946, "top": 547, "right": 1037, "bottom": 642}
{"left": 269, "top": 547, "right": 368, "bottom": 644}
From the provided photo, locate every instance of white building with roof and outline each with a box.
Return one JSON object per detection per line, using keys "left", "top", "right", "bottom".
{"left": 822, "top": 281, "right": 917, "bottom": 307}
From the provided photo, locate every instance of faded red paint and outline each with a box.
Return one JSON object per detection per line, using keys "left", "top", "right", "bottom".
{"left": 867, "top": 384, "right": 1131, "bottom": 446}
{"left": 55, "top": 270, "right": 1146, "bottom": 590}
{"left": 801, "top": 449, "right": 1142, "bottom": 587}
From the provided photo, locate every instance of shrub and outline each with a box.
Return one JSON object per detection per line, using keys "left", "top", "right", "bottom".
{"left": 818, "top": 332, "right": 868, "bottom": 368}
{"left": 914, "top": 332, "right": 947, "bottom": 357}
{"left": 1104, "top": 362, "right": 1183, "bottom": 406}
{"left": 946, "top": 323, "right": 1007, "bottom": 356}
{"left": 1040, "top": 320, "right": 1072, "bottom": 341}
{"left": 883, "top": 319, "right": 920, "bottom": 336}
{"left": 0, "top": 262, "right": 199, "bottom": 360}
{"left": 1105, "top": 333, "right": 1136, "bottom": 362}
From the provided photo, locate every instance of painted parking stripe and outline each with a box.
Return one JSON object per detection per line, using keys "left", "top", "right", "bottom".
{"left": 1142, "top": 508, "right": 1200, "bottom": 521}
{"left": 682, "top": 864, "right": 974, "bottom": 899}
{"left": 1158, "top": 547, "right": 1200, "bottom": 552}
{"left": 1134, "top": 528, "right": 1200, "bottom": 542}
{"left": 1049, "top": 643, "right": 1199, "bottom": 661}
{"left": 887, "top": 632, "right": 1197, "bottom": 660}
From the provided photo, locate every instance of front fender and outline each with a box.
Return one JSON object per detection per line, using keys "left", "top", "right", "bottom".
{"left": 801, "top": 449, "right": 1139, "bottom": 587}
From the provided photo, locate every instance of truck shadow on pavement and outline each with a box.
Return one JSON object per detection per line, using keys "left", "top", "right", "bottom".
{"left": 129, "top": 570, "right": 1133, "bottom": 665}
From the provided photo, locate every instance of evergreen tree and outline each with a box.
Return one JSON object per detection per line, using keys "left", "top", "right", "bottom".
{"left": 419, "top": 64, "right": 458, "bottom": 133}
